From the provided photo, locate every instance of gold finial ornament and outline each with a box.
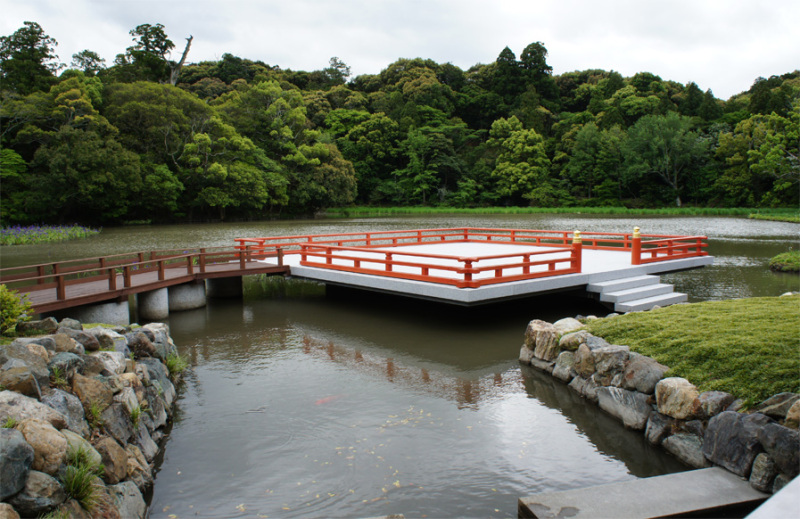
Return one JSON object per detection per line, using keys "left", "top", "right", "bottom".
{"left": 573, "top": 230, "right": 582, "bottom": 243}
{"left": 633, "top": 227, "right": 641, "bottom": 239}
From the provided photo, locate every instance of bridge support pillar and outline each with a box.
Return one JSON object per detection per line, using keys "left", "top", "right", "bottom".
{"left": 205, "top": 278, "right": 243, "bottom": 299}
{"left": 138, "top": 288, "right": 169, "bottom": 320}
{"left": 45, "top": 299, "right": 130, "bottom": 326}
{"left": 168, "top": 280, "right": 207, "bottom": 312}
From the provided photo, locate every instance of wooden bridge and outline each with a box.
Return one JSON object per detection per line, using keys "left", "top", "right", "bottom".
{"left": 0, "top": 227, "right": 711, "bottom": 318}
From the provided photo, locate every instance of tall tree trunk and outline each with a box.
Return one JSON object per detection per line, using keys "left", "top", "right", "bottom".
{"left": 169, "top": 35, "right": 193, "bottom": 86}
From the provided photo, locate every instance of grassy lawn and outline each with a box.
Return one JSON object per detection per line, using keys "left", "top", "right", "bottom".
{"left": 769, "top": 251, "right": 800, "bottom": 273}
{"left": 585, "top": 296, "right": 800, "bottom": 407}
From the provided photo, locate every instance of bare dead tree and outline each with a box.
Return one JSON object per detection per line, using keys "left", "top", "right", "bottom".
{"left": 169, "top": 35, "right": 193, "bottom": 86}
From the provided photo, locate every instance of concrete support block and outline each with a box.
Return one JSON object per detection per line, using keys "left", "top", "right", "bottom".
{"left": 168, "top": 281, "right": 207, "bottom": 312}
{"left": 47, "top": 300, "right": 130, "bottom": 326}
{"left": 205, "top": 278, "right": 243, "bottom": 299}
{"left": 138, "top": 288, "right": 169, "bottom": 320}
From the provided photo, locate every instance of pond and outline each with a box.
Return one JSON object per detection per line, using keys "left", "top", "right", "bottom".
{"left": 2, "top": 215, "right": 797, "bottom": 518}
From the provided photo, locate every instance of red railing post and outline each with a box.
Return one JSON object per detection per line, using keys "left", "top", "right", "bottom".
{"left": 108, "top": 267, "right": 116, "bottom": 291}
{"left": 523, "top": 254, "right": 530, "bottom": 274}
{"left": 631, "top": 227, "right": 642, "bottom": 265}
{"left": 199, "top": 248, "right": 206, "bottom": 273}
{"left": 571, "top": 230, "right": 583, "bottom": 272}
{"left": 464, "top": 260, "right": 473, "bottom": 283}
{"left": 385, "top": 253, "right": 393, "bottom": 272}
{"left": 158, "top": 260, "right": 165, "bottom": 281}
{"left": 124, "top": 266, "right": 132, "bottom": 288}
{"left": 326, "top": 247, "right": 332, "bottom": 265}
{"left": 240, "top": 246, "right": 247, "bottom": 269}
{"left": 187, "top": 255, "right": 194, "bottom": 275}
{"left": 37, "top": 265, "right": 45, "bottom": 285}
{"left": 277, "top": 248, "right": 284, "bottom": 266}
{"left": 55, "top": 264, "right": 66, "bottom": 300}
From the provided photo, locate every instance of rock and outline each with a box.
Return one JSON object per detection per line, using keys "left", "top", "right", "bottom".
{"left": 622, "top": 354, "right": 669, "bottom": 394}
{"left": 558, "top": 330, "right": 592, "bottom": 352}
{"left": 567, "top": 375, "right": 586, "bottom": 396}
{"left": 0, "top": 391, "right": 68, "bottom": 430}
{"left": 584, "top": 335, "right": 612, "bottom": 350}
{"left": 71, "top": 373, "right": 114, "bottom": 413}
{"left": 519, "top": 344, "right": 534, "bottom": 364}
{"left": 91, "top": 479, "right": 123, "bottom": 519}
{"left": 142, "top": 385, "right": 168, "bottom": 432}
{"left": 0, "top": 343, "right": 50, "bottom": 392}
{"left": 126, "top": 332, "right": 156, "bottom": 359}
{"left": 773, "top": 474, "right": 791, "bottom": 493}
{"left": 655, "top": 377, "right": 701, "bottom": 420}
{"left": 59, "top": 318, "right": 83, "bottom": 331}
{"left": 48, "top": 352, "right": 85, "bottom": 381}
{"left": 591, "top": 345, "right": 630, "bottom": 386}
{"left": 529, "top": 357, "right": 555, "bottom": 374}
{"left": 143, "top": 323, "right": 176, "bottom": 360}
{"left": 15, "top": 317, "right": 59, "bottom": 335}
{"left": 749, "top": 453, "right": 778, "bottom": 492}
{"left": 57, "top": 328, "right": 100, "bottom": 352}
{"left": 61, "top": 429, "right": 102, "bottom": 467}
{"left": 755, "top": 393, "right": 800, "bottom": 420}
{"left": 552, "top": 351, "right": 577, "bottom": 383}
{"left": 0, "top": 366, "right": 42, "bottom": 399}
{"left": 131, "top": 423, "right": 159, "bottom": 462}
{"left": 7, "top": 470, "right": 66, "bottom": 517}
{"left": 523, "top": 320, "right": 561, "bottom": 361}
{"left": 663, "top": 433, "right": 711, "bottom": 469}
{"left": 94, "top": 436, "right": 128, "bottom": 484}
{"left": 597, "top": 387, "right": 652, "bottom": 430}
{"left": 681, "top": 420, "right": 705, "bottom": 438}
{"left": 40, "top": 389, "right": 90, "bottom": 437}
{"left": 0, "top": 503, "right": 20, "bottom": 519}
{"left": 79, "top": 354, "right": 108, "bottom": 376}
{"left": 699, "top": 391, "right": 736, "bottom": 419}
{"left": 758, "top": 423, "right": 799, "bottom": 478}
{"left": 0, "top": 428, "right": 35, "bottom": 501}
{"left": 108, "top": 481, "right": 146, "bottom": 519}
{"left": 53, "top": 499, "right": 92, "bottom": 519}
{"left": 113, "top": 387, "right": 139, "bottom": 414}
{"left": 645, "top": 412, "right": 674, "bottom": 445}
{"left": 101, "top": 403, "right": 135, "bottom": 445}
{"left": 125, "top": 444, "right": 153, "bottom": 489}
{"left": 137, "top": 358, "right": 175, "bottom": 408}
{"left": 51, "top": 333, "right": 80, "bottom": 354}
{"left": 786, "top": 400, "right": 800, "bottom": 429}
{"left": 702, "top": 411, "right": 772, "bottom": 477}
{"left": 92, "top": 351, "right": 127, "bottom": 375}
{"left": 84, "top": 327, "right": 129, "bottom": 355}
{"left": 17, "top": 419, "right": 68, "bottom": 476}
{"left": 581, "top": 376, "right": 601, "bottom": 404}
{"left": 552, "top": 317, "right": 583, "bottom": 335}
{"left": 24, "top": 342, "right": 51, "bottom": 362}
{"left": 574, "top": 343, "right": 595, "bottom": 378}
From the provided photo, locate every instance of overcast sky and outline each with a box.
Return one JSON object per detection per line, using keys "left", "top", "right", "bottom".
{"left": 2, "top": 0, "right": 798, "bottom": 100}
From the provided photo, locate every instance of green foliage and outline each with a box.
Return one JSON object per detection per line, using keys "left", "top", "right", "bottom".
{"left": 86, "top": 401, "right": 105, "bottom": 429}
{"left": 62, "top": 445, "right": 104, "bottom": 511}
{"left": 129, "top": 405, "right": 142, "bottom": 428}
{"left": 164, "top": 353, "right": 189, "bottom": 378}
{"left": 0, "top": 285, "right": 33, "bottom": 335}
{"left": 586, "top": 296, "right": 800, "bottom": 407}
{"left": 50, "top": 365, "right": 68, "bottom": 388}
{"left": 2, "top": 416, "right": 18, "bottom": 428}
{"left": 769, "top": 251, "right": 800, "bottom": 273}
{"left": 0, "top": 21, "right": 61, "bottom": 94}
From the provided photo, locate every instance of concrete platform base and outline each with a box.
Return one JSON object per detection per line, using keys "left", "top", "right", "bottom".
{"left": 168, "top": 281, "right": 207, "bottom": 312}
{"left": 45, "top": 299, "right": 130, "bottom": 326}
{"left": 518, "top": 468, "right": 767, "bottom": 518}
{"left": 138, "top": 288, "right": 169, "bottom": 320}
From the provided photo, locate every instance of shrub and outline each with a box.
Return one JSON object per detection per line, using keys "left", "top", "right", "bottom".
{"left": 0, "top": 284, "right": 33, "bottom": 336}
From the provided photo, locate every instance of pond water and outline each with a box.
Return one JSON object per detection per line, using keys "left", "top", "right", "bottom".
{"left": 1, "top": 215, "right": 797, "bottom": 518}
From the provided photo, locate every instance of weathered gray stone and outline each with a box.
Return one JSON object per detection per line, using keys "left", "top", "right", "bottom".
{"left": 663, "top": 433, "right": 710, "bottom": 469}
{"left": 567, "top": 375, "right": 586, "bottom": 396}
{"left": 703, "top": 411, "right": 772, "bottom": 477}
{"left": 125, "top": 443, "right": 153, "bottom": 489}
{"left": 681, "top": 420, "right": 705, "bottom": 438}
{"left": 597, "top": 387, "right": 652, "bottom": 430}
{"left": 758, "top": 423, "right": 799, "bottom": 478}
{"left": 24, "top": 342, "right": 50, "bottom": 363}
{"left": 552, "top": 351, "right": 577, "bottom": 383}
{"left": 60, "top": 429, "right": 102, "bottom": 467}
{"left": 71, "top": 373, "right": 114, "bottom": 413}
{"left": 57, "top": 327, "right": 100, "bottom": 352}
{"left": 0, "top": 366, "right": 41, "bottom": 399}
{"left": 591, "top": 345, "right": 630, "bottom": 386}
{"left": 48, "top": 351, "right": 84, "bottom": 382}
{"left": 78, "top": 354, "right": 108, "bottom": 376}
{"left": 0, "top": 503, "right": 21, "bottom": 519}
{"left": 0, "top": 391, "right": 68, "bottom": 430}
{"left": 519, "top": 344, "right": 534, "bottom": 365}
{"left": 574, "top": 343, "right": 595, "bottom": 378}
{"left": 0, "top": 428, "right": 34, "bottom": 501}
{"left": 749, "top": 453, "right": 778, "bottom": 492}
{"left": 51, "top": 333, "right": 80, "bottom": 354}
{"left": 645, "top": 412, "right": 674, "bottom": 445}
{"left": 584, "top": 335, "right": 611, "bottom": 350}
{"left": 113, "top": 386, "right": 139, "bottom": 415}
{"left": 13, "top": 336, "right": 57, "bottom": 353}
{"left": 58, "top": 318, "right": 83, "bottom": 331}
{"left": 773, "top": 474, "right": 791, "bottom": 493}
{"left": 137, "top": 357, "right": 175, "bottom": 407}
{"left": 17, "top": 419, "right": 68, "bottom": 475}
{"left": 108, "top": 481, "right": 146, "bottom": 519}
{"left": 582, "top": 376, "right": 601, "bottom": 404}
{"left": 40, "top": 389, "right": 90, "bottom": 437}
{"left": 525, "top": 320, "right": 561, "bottom": 361}
{"left": 622, "top": 354, "right": 669, "bottom": 394}
{"left": 92, "top": 351, "right": 127, "bottom": 375}
{"left": 101, "top": 403, "right": 134, "bottom": 446}
{"left": 132, "top": 422, "right": 159, "bottom": 462}
{"left": 786, "top": 400, "right": 800, "bottom": 429}
{"left": 84, "top": 327, "right": 129, "bottom": 357}
{"left": 15, "top": 317, "right": 59, "bottom": 335}
{"left": 755, "top": 393, "right": 800, "bottom": 420}
{"left": 552, "top": 317, "right": 583, "bottom": 336}
{"left": 0, "top": 344, "right": 50, "bottom": 392}
{"left": 529, "top": 357, "right": 555, "bottom": 374}
{"left": 699, "top": 391, "right": 736, "bottom": 419}
{"left": 126, "top": 332, "right": 157, "bottom": 359}
{"left": 558, "top": 330, "right": 593, "bottom": 352}
{"left": 7, "top": 470, "right": 66, "bottom": 516}
{"left": 656, "top": 377, "right": 701, "bottom": 420}
{"left": 95, "top": 436, "right": 128, "bottom": 484}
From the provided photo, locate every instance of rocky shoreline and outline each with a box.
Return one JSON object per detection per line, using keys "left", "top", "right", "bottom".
{"left": 1, "top": 318, "right": 181, "bottom": 519}
{"left": 520, "top": 316, "right": 799, "bottom": 495}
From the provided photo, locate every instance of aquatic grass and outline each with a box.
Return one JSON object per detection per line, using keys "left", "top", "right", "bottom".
{"left": 321, "top": 206, "right": 791, "bottom": 218}
{"left": 586, "top": 296, "right": 800, "bottom": 407}
{"left": 0, "top": 224, "right": 101, "bottom": 246}
{"left": 769, "top": 251, "right": 800, "bottom": 273}
{"left": 164, "top": 353, "right": 189, "bottom": 378}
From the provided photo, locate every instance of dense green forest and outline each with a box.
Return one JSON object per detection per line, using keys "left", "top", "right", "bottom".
{"left": 1, "top": 22, "right": 798, "bottom": 225}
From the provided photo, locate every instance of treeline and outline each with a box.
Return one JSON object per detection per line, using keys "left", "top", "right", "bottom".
{"left": 1, "top": 21, "right": 798, "bottom": 226}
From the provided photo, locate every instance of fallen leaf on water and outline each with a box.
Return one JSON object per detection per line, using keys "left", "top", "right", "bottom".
{"left": 162, "top": 506, "right": 171, "bottom": 512}
{"left": 393, "top": 480, "right": 401, "bottom": 488}
{"left": 236, "top": 504, "right": 246, "bottom": 512}
{"left": 328, "top": 493, "right": 336, "bottom": 497}
{"left": 168, "top": 515, "right": 177, "bottom": 519}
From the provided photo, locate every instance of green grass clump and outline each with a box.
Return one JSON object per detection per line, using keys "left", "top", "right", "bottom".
{"left": 769, "top": 251, "right": 800, "bottom": 273}
{"left": 164, "top": 353, "right": 189, "bottom": 378}
{"left": 129, "top": 405, "right": 142, "bottom": 429}
{"left": 61, "top": 445, "right": 104, "bottom": 511}
{"left": 586, "top": 296, "right": 800, "bottom": 407}
{"left": 3, "top": 416, "right": 18, "bottom": 428}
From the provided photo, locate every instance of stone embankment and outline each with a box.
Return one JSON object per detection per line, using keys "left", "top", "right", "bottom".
{"left": 0, "top": 317, "right": 181, "bottom": 519}
{"left": 519, "top": 316, "right": 799, "bottom": 495}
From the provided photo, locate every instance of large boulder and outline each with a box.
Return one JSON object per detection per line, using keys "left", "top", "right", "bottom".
{"left": 109, "top": 481, "right": 146, "bottom": 519}
{"left": 48, "top": 352, "right": 84, "bottom": 382}
{"left": 92, "top": 351, "right": 127, "bottom": 375}
{"left": 61, "top": 429, "right": 102, "bottom": 468}
{"left": 0, "top": 428, "right": 34, "bottom": 501}
{"left": 51, "top": 333, "right": 81, "bottom": 354}
{"left": 7, "top": 470, "right": 66, "bottom": 517}
{"left": 0, "top": 391, "right": 68, "bottom": 430}
{"left": 558, "top": 330, "right": 593, "bottom": 352}
{"left": 758, "top": 423, "right": 799, "bottom": 478}
{"left": 57, "top": 327, "right": 100, "bottom": 352}
{"left": 645, "top": 412, "right": 674, "bottom": 445}
{"left": 16, "top": 418, "right": 68, "bottom": 476}
{"left": 71, "top": 373, "right": 114, "bottom": 413}
{"left": 702, "top": 411, "right": 772, "bottom": 477}
{"left": 0, "top": 366, "right": 42, "bottom": 399}
{"left": 15, "top": 317, "right": 58, "bottom": 335}
{"left": 137, "top": 357, "right": 176, "bottom": 408}
{"left": 524, "top": 320, "right": 560, "bottom": 362}
{"left": 552, "top": 351, "right": 577, "bottom": 383}
{"left": 755, "top": 393, "right": 800, "bottom": 421}
{"left": 621, "top": 353, "right": 669, "bottom": 394}
{"left": 663, "top": 433, "right": 711, "bottom": 469}
{"left": 749, "top": 453, "right": 778, "bottom": 493}
{"left": 591, "top": 345, "right": 630, "bottom": 386}
{"left": 126, "top": 332, "right": 157, "bottom": 359}
{"left": 40, "top": 389, "right": 90, "bottom": 437}
{"left": 101, "top": 403, "right": 134, "bottom": 446}
{"left": 574, "top": 343, "right": 595, "bottom": 378}
{"left": 597, "top": 387, "right": 652, "bottom": 430}
{"left": 552, "top": 317, "right": 583, "bottom": 336}
{"left": 125, "top": 444, "right": 154, "bottom": 489}
{"left": 1, "top": 344, "right": 50, "bottom": 392}
{"left": 655, "top": 377, "right": 701, "bottom": 420}
{"left": 699, "top": 391, "right": 736, "bottom": 419}
{"left": 84, "top": 327, "right": 130, "bottom": 357}
{"left": 94, "top": 436, "right": 128, "bottom": 484}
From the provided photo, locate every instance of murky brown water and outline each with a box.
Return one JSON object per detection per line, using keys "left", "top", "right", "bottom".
{"left": 2, "top": 215, "right": 797, "bottom": 518}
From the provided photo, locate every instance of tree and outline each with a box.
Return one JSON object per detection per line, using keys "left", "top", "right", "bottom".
{"left": 70, "top": 50, "right": 105, "bottom": 76}
{"left": 0, "top": 22, "right": 62, "bottom": 94}
{"left": 624, "top": 112, "right": 709, "bottom": 206}
{"left": 488, "top": 116, "right": 553, "bottom": 205}
{"left": 564, "top": 122, "right": 625, "bottom": 201}
{"left": 111, "top": 23, "right": 192, "bottom": 85}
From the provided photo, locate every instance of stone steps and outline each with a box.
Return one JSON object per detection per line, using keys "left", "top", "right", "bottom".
{"left": 586, "top": 274, "right": 687, "bottom": 312}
